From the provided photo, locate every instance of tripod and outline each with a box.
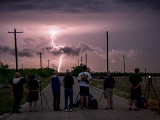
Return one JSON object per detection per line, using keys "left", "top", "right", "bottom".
{"left": 98, "top": 91, "right": 104, "bottom": 105}
{"left": 144, "top": 77, "right": 160, "bottom": 106}
{"left": 39, "top": 81, "right": 50, "bottom": 110}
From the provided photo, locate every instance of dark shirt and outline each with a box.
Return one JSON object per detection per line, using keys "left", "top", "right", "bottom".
{"left": 129, "top": 74, "right": 142, "bottom": 88}
{"left": 28, "top": 79, "right": 39, "bottom": 90}
{"left": 104, "top": 75, "right": 115, "bottom": 89}
{"left": 63, "top": 74, "right": 74, "bottom": 88}
{"left": 51, "top": 76, "right": 61, "bottom": 93}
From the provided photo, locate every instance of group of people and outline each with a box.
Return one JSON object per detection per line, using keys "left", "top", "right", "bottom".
{"left": 9, "top": 66, "right": 143, "bottom": 113}
{"left": 10, "top": 72, "right": 39, "bottom": 113}
{"left": 51, "top": 65, "right": 92, "bottom": 112}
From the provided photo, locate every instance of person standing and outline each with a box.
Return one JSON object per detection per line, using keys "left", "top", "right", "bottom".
{"left": 63, "top": 70, "right": 74, "bottom": 112}
{"left": 128, "top": 68, "right": 142, "bottom": 111}
{"left": 51, "top": 70, "right": 62, "bottom": 111}
{"left": 10, "top": 72, "right": 26, "bottom": 113}
{"left": 103, "top": 70, "right": 115, "bottom": 110}
{"left": 27, "top": 74, "right": 39, "bottom": 112}
{"left": 77, "top": 65, "right": 92, "bottom": 109}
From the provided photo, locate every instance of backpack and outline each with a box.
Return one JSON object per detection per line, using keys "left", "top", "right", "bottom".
{"left": 90, "top": 99, "right": 98, "bottom": 109}
{"left": 137, "top": 96, "right": 147, "bottom": 109}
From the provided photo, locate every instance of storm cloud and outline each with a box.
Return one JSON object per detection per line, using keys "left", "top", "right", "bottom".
{"left": 0, "top": 45, "right": 34, "bottom": 58}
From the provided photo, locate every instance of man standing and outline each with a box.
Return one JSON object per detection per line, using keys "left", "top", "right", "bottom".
{"left": 129, "top": 68, "right": 142, "bottom": 111}
{"left": 78, "top": 65, "right": 92, "bottom": 109}
{"left": 10, "top": 72, "right": 26, "bottom": 113}
{"left": 51, "top": 70, "right": 62, "bottom": 111}
{"left": 63, "top": 70, "right": 74, "bottom": 112}
{"left": 103, "top": 70, "right": 115, "bottom": 110}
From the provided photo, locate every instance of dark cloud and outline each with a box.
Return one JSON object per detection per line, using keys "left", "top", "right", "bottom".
{"left": 43, "top": 43, "right": 94, "bottom": 56}
{"left": 0, "top": 45, "right": 34, "bottom": 58}
{"left": 3, "top": 0, "right": 159, "bottom": 13}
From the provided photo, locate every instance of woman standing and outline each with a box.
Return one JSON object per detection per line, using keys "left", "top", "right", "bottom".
{"left": 28, "top": 75, "right": 39, "bottom": 112}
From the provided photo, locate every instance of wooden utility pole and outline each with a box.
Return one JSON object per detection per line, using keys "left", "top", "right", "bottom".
{"left": 8, "top": 28, "right": 23, "bottom": 71}
{"left": 85, "top": 53, "right": 87, "bottom": 67}
{"left": 123, "top": 55, "right": 125, "bottom": 73}
{"left": 78, "top": 59, "right": 79, "bottom": 66}
{"left": 37, "top": 52, "right": 44, "bottom": 76}
{"left": 81, "top": 57, "right": 83, "bottom": 66}
{"left": 47, "top": 60, "right": 51, "bottom": 68}
{"left": 106, "top": 31, "right": 109, "bottom": 71}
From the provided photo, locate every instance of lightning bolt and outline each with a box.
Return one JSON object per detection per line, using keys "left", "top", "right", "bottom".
{"left": 51, "top": 31, "right": 63, "bottom": 72}
{"left": 58, "top": 54, "right": 63, "bottom": 72}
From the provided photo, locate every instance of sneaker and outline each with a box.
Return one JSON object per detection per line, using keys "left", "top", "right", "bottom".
{"left": 64, "top": 109, "right": 68, "bottom": 112}
{"left": 69, "top": 109, "right": 73, "bottom": 112}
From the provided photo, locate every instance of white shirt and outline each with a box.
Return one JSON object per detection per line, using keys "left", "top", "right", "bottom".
{"left": 78, "top": 72, "right": 92, "bottom": 87}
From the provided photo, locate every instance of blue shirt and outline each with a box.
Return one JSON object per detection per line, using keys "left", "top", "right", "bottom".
{"left": 51, "top": 76, "right": 60, "bottom": 93}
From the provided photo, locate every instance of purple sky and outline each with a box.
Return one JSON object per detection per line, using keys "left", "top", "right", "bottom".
{"left": 0, "top": 0, "right": 160, "bottom": 73}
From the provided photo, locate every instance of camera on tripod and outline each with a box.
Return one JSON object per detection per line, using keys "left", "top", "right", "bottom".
{"left": 148, "top": 76, "right": 152, "bottom": 85}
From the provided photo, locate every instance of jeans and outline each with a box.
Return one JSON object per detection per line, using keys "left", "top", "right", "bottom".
{"left": 64, "top": 88, "right": 73, "bottom": 109}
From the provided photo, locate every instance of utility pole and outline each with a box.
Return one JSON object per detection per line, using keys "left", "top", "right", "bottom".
{"left": 78, "top": 59, "right": 79, "bottom": 66}
{"left": 85, "top": 53, "right": 87, "bottom": 67}
{"left": 123, "top": 55, "right": 125, "bottom": 73}
{"left": 81, "top": 57, "right": 83, "bottom": 66}
{"left": 47, "top": 60, "right": 51, "bottom": 68}
{"left": 37, "top": 52, "right": 44, "bottom": 76}
{"left": 106, "top": 31, "right": 109, "bottom": 71}
{"left": 8, "top": 28, "right": 23, "bottom": 71}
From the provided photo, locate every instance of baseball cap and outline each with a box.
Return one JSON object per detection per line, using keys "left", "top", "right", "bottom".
{"left": 66, "top": 70, "right": 70, "bottom": 74}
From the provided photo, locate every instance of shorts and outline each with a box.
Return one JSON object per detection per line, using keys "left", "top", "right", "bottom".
{"left": 104, "top": 88, "right": 113, "bottom": 99}
{"left": 79, "top": 86, "right": 89, "bottom": 96}
{"left": 130, "top": 88, "right": 141, "bottom": 100}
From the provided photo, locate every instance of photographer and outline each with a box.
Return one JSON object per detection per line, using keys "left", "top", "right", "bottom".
{"left": 10, "top": 72, "right": 26, "bottom": 113}
{"left": 77, "top": 65, "right": 92, "bottom": 109}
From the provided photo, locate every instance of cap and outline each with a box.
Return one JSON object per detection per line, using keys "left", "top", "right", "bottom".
{"left": 66, "top": 70, "right": 70, "bottom": 74}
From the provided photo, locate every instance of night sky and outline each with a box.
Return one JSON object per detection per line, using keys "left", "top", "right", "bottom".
{"left": 0, "top": 0, "right": 160, "bottom": 73}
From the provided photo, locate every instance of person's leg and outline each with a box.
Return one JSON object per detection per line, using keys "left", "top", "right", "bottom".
{"left": 129, "top": 89, "right": 134, "bottom": 110}
{"left": 34, "top": 101, "right": 38, "bottom": 111}
{"left": 64, "top": 89, "right": 68, "bottom": 110}
{"left": 109, "top": 89, "right": 113, "bottom": 108}
{"left": 85, "top": 96, "right": 89, "bottom": 108}
{"left": 57, "top": 92, "right": 61, "bottom": 110}
{"left": 85, "top": 87, "right": 89, "bottom": 109}
{"left": 53, "top": 93, "right": 57, "bottom": 111}
{"left": 79, "top": 87, "right": 84, "bottom": 109}
{"left": 69, "top": 88, "right": 73, "bottom": 110}
{"left": 29, "top": 102, "right": 32, "bottom": 111}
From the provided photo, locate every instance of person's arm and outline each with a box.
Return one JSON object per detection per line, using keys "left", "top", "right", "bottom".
{"left": 128, "top": 77, "right": 133, "bottom": 88}
{"left": 134, "top": 82, "right": 142, "bottom": 89}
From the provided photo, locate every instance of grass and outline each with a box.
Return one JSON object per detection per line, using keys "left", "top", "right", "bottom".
{"left": 0, "top": 77, "right": 51, "bottom": 115}
{"left": 90, "top": 80, "right": 160, "bottom": 110}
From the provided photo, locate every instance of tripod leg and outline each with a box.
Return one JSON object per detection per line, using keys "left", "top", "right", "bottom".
{"left": 42, "top": 90, "right": 50, "bottom": 110}
{"left": 98, "top": 92, "right": 104, "bottom": 105}
{"left": 151, "top": 85, "right": 160, "bottom": 106}
{"left": 74, "top": 93, "right": 79, "bottom": 104}
{"left": 40, "top": 91, "right": 43, "bottom": 110}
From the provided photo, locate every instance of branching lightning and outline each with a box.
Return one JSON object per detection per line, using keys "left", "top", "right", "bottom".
{"left": 50, "top": 30, "right": 63, "bottom": 72}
